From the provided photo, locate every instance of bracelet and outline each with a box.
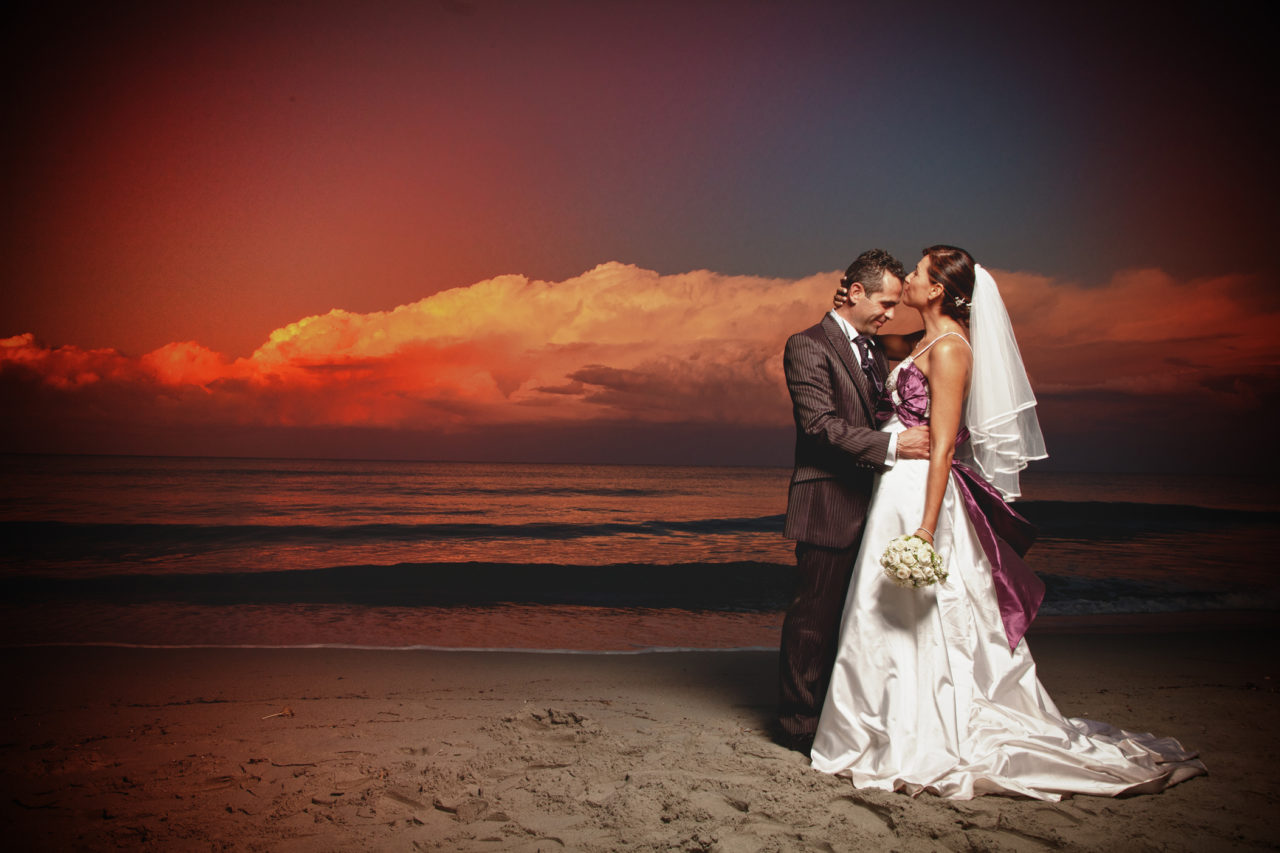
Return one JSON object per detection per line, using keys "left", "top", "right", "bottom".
{"left": 915, "top": 526, "right": 934, "bottom": 539}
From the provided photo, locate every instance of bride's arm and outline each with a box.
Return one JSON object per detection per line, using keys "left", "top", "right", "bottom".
{"left": 916, "top": 338, "right": 971, "bottom": 543}
{"left": 876, "top": 331, "right": 924, "bottom": 361}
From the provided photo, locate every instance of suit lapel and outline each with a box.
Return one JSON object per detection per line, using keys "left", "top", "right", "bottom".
{"left": 821, "top": 314, "right": 876, "bottom": 420}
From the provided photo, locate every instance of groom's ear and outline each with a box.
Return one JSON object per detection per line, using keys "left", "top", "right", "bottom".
{"left": 846, "top": 282, "right": 867, "bottom": 299}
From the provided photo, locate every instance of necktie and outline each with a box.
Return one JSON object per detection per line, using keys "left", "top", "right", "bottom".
{"left": 853, "top": 335, "right": 884, "bottom": 396}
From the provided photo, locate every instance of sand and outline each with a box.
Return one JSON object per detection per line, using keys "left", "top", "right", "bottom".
{"left": 3, "top": 630, "right": 1277, "bottom": 852}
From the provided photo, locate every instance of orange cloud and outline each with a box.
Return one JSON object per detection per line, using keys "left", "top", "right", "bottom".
{"left": 140, "top": 341, "right": 234, "bottom": 387}
{"left": 4, "top": 263, "right": 1277, "bottom": 444}
{"left": 987, "top": 268, "right": 1279, "bottom": 396}
{"left": 1, "top": 334, "right": 138, "bottom": 389}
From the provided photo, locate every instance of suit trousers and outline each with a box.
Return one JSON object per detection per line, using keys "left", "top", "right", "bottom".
{"left": 778, "top": 539, "right": 862, "bottom": 738}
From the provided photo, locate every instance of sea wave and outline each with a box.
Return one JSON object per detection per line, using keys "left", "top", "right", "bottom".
{"left": 3, "top": 560, "right": 796, "bottom": 610}
{"left": 6, "top": 559, "right": 1277, "bottom": 615}
{"left": 1016, "top": 501, "right": 1278, "bottom": 536}
{"left": 3, "top": 515, "right": 787, "bottom": 552}
{"left": 6, "top": 500, "right": 1275, "bottom": 553}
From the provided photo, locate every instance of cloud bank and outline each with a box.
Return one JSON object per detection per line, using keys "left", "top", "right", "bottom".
{"left": 4, "top": 262, "right": 1277, "bottom": 467}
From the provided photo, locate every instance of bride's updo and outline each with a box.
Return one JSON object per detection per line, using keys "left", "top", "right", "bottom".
{"left": 924, "top": 245, "right": 975, "bottom": 323}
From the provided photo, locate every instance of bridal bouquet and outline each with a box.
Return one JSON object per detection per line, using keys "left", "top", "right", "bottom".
{"left": 880, "top": 534, "right": 947, "bottom": 588}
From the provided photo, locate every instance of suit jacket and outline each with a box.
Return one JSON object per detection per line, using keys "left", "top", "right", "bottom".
{"left": 783, "top": 313, "right": 892, "bottom": 548}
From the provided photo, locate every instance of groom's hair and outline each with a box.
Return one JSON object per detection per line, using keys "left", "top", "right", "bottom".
{"left": 842, "top": 249, "right": 905, "bottom": 293}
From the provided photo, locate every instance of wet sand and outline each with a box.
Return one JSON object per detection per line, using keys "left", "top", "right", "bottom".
{"left": 3, "top": 631, "right": 1277, "bottom": 851}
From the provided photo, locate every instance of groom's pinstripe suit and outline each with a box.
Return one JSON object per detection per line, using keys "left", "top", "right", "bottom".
{"left": 778, "top": 312, "right": 892, "bottom": 739}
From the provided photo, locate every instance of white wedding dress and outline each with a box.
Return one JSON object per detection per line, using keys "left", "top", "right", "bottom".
{"left": 810, "top": 351, "right": 1206, "bottom": 800}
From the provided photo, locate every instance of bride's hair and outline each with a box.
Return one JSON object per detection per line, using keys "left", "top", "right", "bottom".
{"left": 923, "top": 245, "right": 975, "bottom": 323}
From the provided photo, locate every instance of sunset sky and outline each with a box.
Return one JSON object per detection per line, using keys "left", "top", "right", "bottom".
{"left": 3, "top": 1, "right": 1276, "bottom": 471}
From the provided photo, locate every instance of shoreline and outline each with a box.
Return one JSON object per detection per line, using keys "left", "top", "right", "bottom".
{"left": 5, "top": 629, "right": 1278, "bottom": 851}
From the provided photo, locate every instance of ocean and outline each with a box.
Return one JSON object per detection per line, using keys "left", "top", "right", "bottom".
{"left": 2, "top": 454, "right": 1276, "bottom": 651}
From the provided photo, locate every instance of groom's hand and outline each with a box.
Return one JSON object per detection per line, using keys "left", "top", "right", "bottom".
{"left": 896, "top": 426, "right": 930, "bottom": 459}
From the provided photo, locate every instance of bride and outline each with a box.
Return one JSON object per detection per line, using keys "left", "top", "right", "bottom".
{"left": 812, "top": 245, "right": 1206, "bottom": 800}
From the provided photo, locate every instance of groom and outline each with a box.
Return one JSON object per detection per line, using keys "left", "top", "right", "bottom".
{"left": 776, "top": 248, "right": 930, "bottom": 751}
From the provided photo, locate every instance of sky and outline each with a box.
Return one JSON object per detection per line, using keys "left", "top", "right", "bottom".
{"left": 3, "top": 0, "right": 1277, "bottom": 471}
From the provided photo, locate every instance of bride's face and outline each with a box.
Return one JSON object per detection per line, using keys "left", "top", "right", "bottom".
{"left": 902, "top": 256, "right": 936, "bottom": 308}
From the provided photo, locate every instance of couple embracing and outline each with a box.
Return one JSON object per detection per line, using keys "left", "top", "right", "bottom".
{"left": 777, "top": 246, "right": 1205, "bottom": 800}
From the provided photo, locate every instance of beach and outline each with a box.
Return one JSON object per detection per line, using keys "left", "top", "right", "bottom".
{"left": 5, "top": 629, "right": 1277, "bottom": 852}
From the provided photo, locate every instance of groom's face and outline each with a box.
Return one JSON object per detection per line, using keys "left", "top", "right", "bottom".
{"left": 846, "top": 271, "right": 902, "bottom": 334}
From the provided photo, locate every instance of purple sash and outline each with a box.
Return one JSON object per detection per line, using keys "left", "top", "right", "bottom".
{"left": 887, "top": 362, "right": 1043, "bottom": 649}
{"left": 950, "top": 461, "right": 1043, "bottom": 649}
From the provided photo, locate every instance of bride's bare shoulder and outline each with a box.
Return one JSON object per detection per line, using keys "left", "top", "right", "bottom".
{"left": 922, "top": 334, "right": 972, "bottom": 383}
{"left": 932, "top": 333, "right": 972, "bottom": 358}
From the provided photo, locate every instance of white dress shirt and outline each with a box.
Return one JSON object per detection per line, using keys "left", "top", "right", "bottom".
{"left": 828, "top": 311, "right": 897, "bottom": 467}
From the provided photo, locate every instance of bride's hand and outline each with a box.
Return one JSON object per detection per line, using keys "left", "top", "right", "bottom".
{"left": 832, "top": 284, "right": 849, "bottom": 309}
